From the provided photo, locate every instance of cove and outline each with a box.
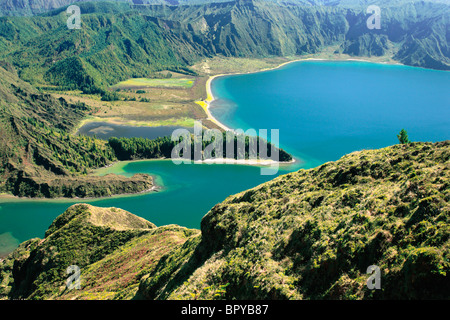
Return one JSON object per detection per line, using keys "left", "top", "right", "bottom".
{"left": 0, "top": 160, "right": 298, "bottom": 258}
{"left": 0, "top": 60, "right": 449, "bottom": 257}
{"left": 210, "top": 60, "right": 449, "bottom": 167}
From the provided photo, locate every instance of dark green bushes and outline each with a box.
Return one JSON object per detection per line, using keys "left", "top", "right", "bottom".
{"left": 107, "top": 132, "right": 293, "bottom": 162}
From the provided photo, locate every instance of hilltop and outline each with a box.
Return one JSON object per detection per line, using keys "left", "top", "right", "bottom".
{"left": 1, "top": 141, "right": 448, "bottom": 299}
{"left": 0, "top": 203, "right": 200, "bottom": 299}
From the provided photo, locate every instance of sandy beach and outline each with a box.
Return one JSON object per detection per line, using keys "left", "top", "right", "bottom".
{"left": 193, "top": 157, "right": 296, "bottom": 165}
{"left": 195, "top": 75, "right": 231, "bottom": 131}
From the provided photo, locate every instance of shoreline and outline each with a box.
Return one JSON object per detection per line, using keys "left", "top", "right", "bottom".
{"left": 0, "top": 156, "right": 298, "bottom": 202}
{"left": 94, "top": 156, "right": 297, "bottom": 170}
{"left": 180, "top": 157, "right": 297, "bottom": 165}
{"left": 73, "top": 116, "right": 196, "bottom": 135}
{"left": 198, "top": 56, "right": 404, "bottom": 133}
{"left": 0, "top": 184, "right": 161, "bottom": 203}
{"left": 195, "top": 76, "right": 231, "bottom": 131}
{"left": 94, "top": 157, "right": 298, "bottom": 175}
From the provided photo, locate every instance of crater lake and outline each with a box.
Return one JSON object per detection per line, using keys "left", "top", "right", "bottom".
{"left": 1, "top": 60, "right": 448, "bottom": 258}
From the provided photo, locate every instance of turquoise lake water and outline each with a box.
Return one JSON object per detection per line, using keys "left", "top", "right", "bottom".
{"left": 1, "top": 60, "right": 449, "bottom": 257}
{"left": 211, "top": 60, "right": 450, "bottom": 167}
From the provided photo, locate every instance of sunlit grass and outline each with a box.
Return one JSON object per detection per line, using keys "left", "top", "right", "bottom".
{"left": 113, "top": 78, "right": 194, "bottom": 89}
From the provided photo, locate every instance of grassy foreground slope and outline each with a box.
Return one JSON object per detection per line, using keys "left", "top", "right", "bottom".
{"left": 138, "top": 141, "right": 449, "bottom": 300}
{"left": 1, "top": 141, "right": 448, "bottom": 299}
{"left": 0, "top": 203, "right": 200, "bottom": 299}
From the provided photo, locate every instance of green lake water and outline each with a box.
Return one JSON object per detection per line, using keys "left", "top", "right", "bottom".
{"left": 76, "top": 122, "right": 194, "bottom": 140}
{"left": 1, "top": 60, "right": 449, "bottom": 257}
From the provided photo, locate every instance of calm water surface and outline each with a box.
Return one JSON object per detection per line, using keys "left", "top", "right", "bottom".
{"left": 76, "top": 122, "right": 193, "bottom": 140}
{"left": 211, "top": 60, "right": 449, "bottom": 167}
{"left": 1, "top": 61, "right": 448, "bottom": 257}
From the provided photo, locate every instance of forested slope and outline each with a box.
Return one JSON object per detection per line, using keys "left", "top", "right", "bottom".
{"left": 0, "top": 63, "right": 155, "bottom": 198}
{"left": 0, "top": 0, "right": 448, "bottom": 94}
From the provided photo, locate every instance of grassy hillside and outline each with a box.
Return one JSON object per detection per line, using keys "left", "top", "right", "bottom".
{"left": 0, "top": 3, "right": 203, "bottom": 90}
{"left": 138, "top": 141, "right": 449, "bottom": 300}
{"left": 1, "top": 141, "right": 448, "bottom": 299}
{"left": 0, "top": 203, "right": 199, "bottom": 299}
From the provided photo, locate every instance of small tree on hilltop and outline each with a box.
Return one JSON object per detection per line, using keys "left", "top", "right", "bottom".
{"left": 397, "top": 129, "right": 411, "bottom": 144}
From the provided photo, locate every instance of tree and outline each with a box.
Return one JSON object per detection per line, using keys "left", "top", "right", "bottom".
{"left": 397, "top": 129, "right": 411, "bottom": 144}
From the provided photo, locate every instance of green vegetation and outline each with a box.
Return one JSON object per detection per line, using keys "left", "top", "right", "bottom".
{"left": 397, "top": 129, "right": 411, "bottom": 144}
{"left": 0, "top": 0, "right": 131, "bottom": 16}
{"left": 113, "top": 78, "right": 195, "bottom": 90}
{"left": 108, "top": 136, "right": 175, "bottom": 160}
{"left": 0, "top": 0, "right": 447, "bottom": 97}
{"left": 138, "top": 141, "right": 450, "bottom": 300}
{"left": 0, "top": 64, "right": 156, "bottom": 198}
{"left": 1, "top": 142, "right": 448, "bottom": 300}
{"left": 0, "top": 0, "right": 447, "bottom": 301}
{"left": 0, "top": 203, "right": 200, "bottom": 300}
{"left": 0, "top": 4, "right": 200, "bottom": 91}
{"left": 108, "top": 132, "right": 293, "bottom": 162}
{"left": 100, "top": 90, "right": 121, "bottom": 102}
